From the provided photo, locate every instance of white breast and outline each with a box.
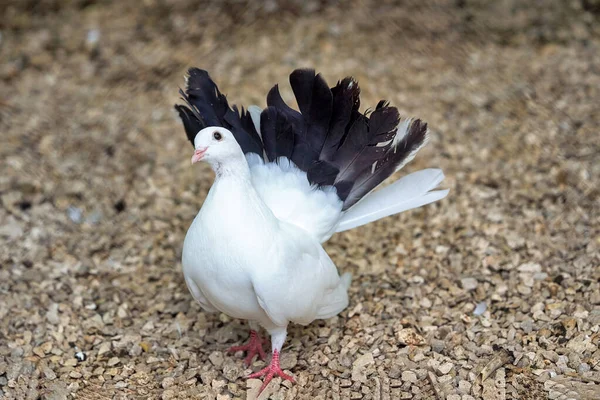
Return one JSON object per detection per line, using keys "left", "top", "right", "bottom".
{"left": 181, "top": 177, "right": 277, "bottom": 324}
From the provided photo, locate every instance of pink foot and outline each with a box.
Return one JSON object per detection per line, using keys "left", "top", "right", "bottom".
{"left": 247, "top": 350, "right": 295, "bottom": 394}
{"left": 227, "top": 330, "right": 267, "bottom": 366}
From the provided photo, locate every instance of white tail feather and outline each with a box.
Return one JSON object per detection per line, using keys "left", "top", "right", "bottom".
{"left": 248, "top": 105, "right": 262, "bottom": 138}
{"left": 335, "top": 169, "right": 448, "bottom": 233}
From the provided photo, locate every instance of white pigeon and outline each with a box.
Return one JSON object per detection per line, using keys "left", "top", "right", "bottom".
{"left": 175, "top": 68, "right": 448, "bottom": 393}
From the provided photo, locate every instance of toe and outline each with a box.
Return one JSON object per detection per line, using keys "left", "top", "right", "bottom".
{"left": 258, "top": 371, "right": 274, "bottom": 394}
{"left": 257, "top": 346, "right": 267, "bottom": 361}
{"left": 279, "top": 370, "right": 295, "bottom": 382}
{"left": 246, "top": 366, "right": 269, "bottom": 380}
{"left": 244, "top": 352, "right": 256, "bottom": 367}
{"left": 227, "top": 346, "right": 243, "bottom": 353}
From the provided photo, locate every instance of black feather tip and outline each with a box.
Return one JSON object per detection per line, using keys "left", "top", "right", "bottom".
{"left": 175, "top": 68, "right": 263, "bottom": 154}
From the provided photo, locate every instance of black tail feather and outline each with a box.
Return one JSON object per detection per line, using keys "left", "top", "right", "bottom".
{"left": 307, "top": 160, "right": 339, "bottom": 187}
{"left": 185, "top": 69, "right": 229, "bottom": 126}
{"left": 340, "top": 119, "right": 429, "bottom": 209}
{"left": 332, "top": 106, "right": 400, "bottom": 185}
{"left": 321, "top": 77, "right": 361, "bottom": 161}
{"left": 175, "top": 68, "right": 263, "bottom": 155}
{"left": 263, "top": 69, "right": 334, "bottom": 170}
{"left": 289, "top": 69, "right": 333, "bottom": 157}
{"left": 175, "top": 104, "right": 203, "bottom": 145}
{"left": 224, "top": 105, "right": 263, "bottom": 155}
{"left": 260, "top": 106, "right": 295, "bottom": 161}
{"left": 266, "top": 84, "right": 303, "bottom": 130}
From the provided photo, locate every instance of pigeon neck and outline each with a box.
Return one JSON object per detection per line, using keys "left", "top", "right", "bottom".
{"left": 211, "top": 155, "right": 251, "bottom": 182}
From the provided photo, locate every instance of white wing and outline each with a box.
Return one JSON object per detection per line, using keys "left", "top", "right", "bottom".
{"left": 247, "top": 153, "right": 343, "bottom": 242}
{"left": 251, "top": 223, "right": 350, "bottom": 327}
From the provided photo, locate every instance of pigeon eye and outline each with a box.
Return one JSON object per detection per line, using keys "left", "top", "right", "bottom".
{"left": 213, "top": 131, "right": 223, "bottom": 141}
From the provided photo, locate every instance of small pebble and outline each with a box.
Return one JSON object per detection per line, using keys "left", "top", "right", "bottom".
{"left": 43, "top": 368, "right": 57, "bottom": 380}
{"left": 107, "top": 357, "right": 120, "bottom": 366}
{"left": 396, "top": 328, "right": 425, "bottom": 345}
{"left": 67, "top": 206, "right": 83, "bottom": 223}
{"left": 458, "top": 380, "right": 472, "bottom": 394}
{"left": 339, "top": 379, "right": 352, "bottom": 388}
{"left": 69, "top": 371, "right": 82, "bottom": 379}
{"left": 431, "top": 339, "right": 445, "bottom": 353}
{"left": 98, "top": 342, "right": 111, "bottom": 356}
{"left": 518, "top": 263, "right": 542, "bottom": 273}
{"left": 473, "top": 301, "right": 487, "bottom": 316}
{"left": 86, "top": 29, "right": 100, "bottom": 46}
{"left": 208, "top": 351, "right": 224, "bottom": 367}
{"left": 46, "top": 303, "right": 60, "bottom": 325}
{"left": 129, "top": 344, "right": 142, "bottom": 357}
{"left": 352, "top": 352, "right": 375, "bottom": 383}
{"left": 521, "top": 319, "right": 533, "bottom": 333}
{"left": 437, "top": 362, "right": 454, "bottom": 375}
{"left": 578, "top": 363, "right": 590, "bottom": 373}
{"left": 401, "top": 370, "right": 418, "bottom": 383}
{"left": 460, "top": 278, "right": 478, "bottom": 291}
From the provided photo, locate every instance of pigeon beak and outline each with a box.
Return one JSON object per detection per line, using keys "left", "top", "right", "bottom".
{"left": 191, "top": 147, "right": 208, "bottom": 164}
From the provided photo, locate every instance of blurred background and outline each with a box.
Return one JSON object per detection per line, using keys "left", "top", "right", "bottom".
{"left": 1, "top": 1, "right": 599, "bottom": 399}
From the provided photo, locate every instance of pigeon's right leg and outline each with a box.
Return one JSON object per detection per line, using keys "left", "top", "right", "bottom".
{"left": 227, "top": 321, "right": 267, "bottom": 366}
{"left": 247, "top": 327, "right": 295, "bottom": 394}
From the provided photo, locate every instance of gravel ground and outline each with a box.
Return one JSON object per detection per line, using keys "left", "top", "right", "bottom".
{"left": 1, "top": 1, "right": 599, "bottom": 399}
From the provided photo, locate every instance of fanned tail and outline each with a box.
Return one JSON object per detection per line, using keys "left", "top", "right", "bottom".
{"left": 175, "top": 68, "right": 448, "bottom": 234}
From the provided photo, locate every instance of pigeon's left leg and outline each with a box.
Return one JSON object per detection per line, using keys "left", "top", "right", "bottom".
{"left": 247, "top": 327, "right": 295, "bottom": 394}
{"left": 227, "top": 321, "right": 267, "bottom": 366}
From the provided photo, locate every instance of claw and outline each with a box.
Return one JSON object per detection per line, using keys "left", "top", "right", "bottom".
{"left": 227, "top": 330, "right": 267, "bottom": 366}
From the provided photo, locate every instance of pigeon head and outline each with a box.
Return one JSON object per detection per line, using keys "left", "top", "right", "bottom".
{"left": 191, "top": 127, "right": 243, "bottom": 165}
